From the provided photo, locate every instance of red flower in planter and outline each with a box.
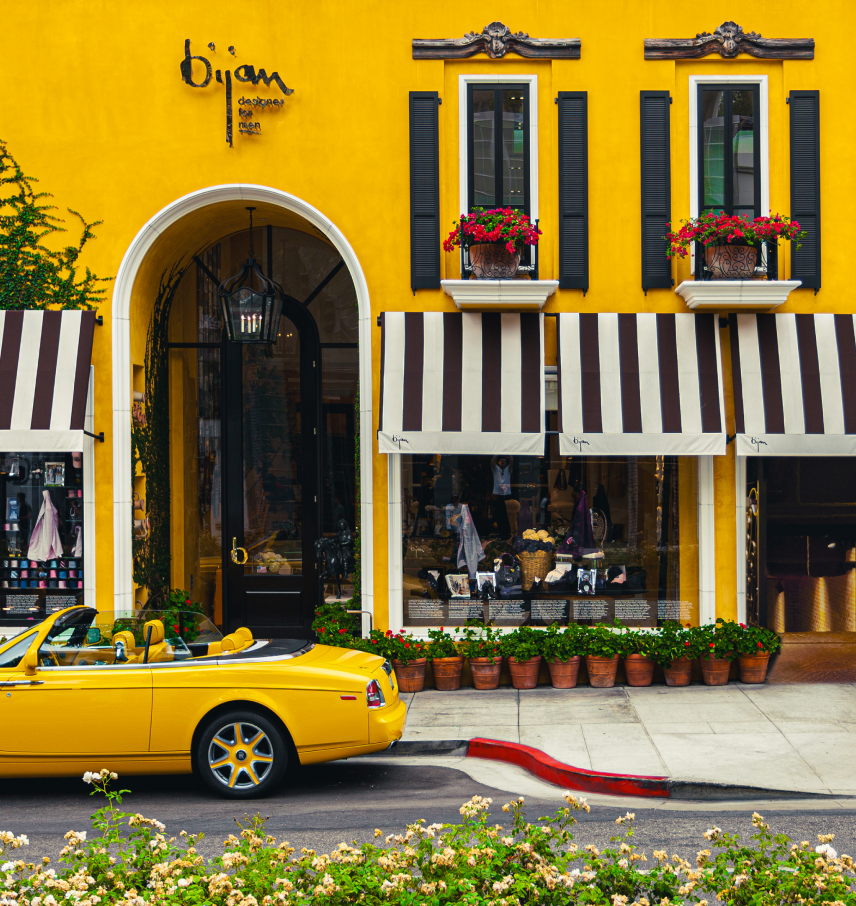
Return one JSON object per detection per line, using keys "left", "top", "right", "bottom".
{"left": 709, "top": 643, "right": 715, "bottom": 648}
{"left": 757, "top": 641, "right": 763, "bottom": 648}
{"left": 338, "top": 628, "right": 346, "bottom": 634}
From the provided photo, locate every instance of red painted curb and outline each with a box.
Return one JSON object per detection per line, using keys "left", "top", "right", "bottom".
{"left": 467, "top": 738, "right": 671, "bottom": 799}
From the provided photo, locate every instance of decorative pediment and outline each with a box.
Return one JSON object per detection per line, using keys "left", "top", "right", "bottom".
{"left": 413, "top": 21, "right": 580, "bottom": 60}
{"left": 644, "top": 21, "right": 814, "bottom": 60}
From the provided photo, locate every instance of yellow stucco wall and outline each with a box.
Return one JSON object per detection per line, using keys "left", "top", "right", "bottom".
{"left": 2, "top": 1, "right": 850, "bottom": 625}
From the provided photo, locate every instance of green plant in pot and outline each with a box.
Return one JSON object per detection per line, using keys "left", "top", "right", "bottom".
{"left": 541, "top": 623, "right": 586, "bottom": 689}
{"left": 380, "top": 630, "right": 428, "bottom": 694}
{"left": 427, "top": 627, "right": 464, "bottom": 691}
{"left": 443, "top": 207, "right": 542, "bottom": 280}
{"left": 733, "top": 621, "right": 781, "bottom": 684}
{"left": 620, "top": 627, "right": 657, "bottom": 688}
{"left": 697, "top": 619, "right": 737, "bottom": 686}
{"left": 501, "top": 626, "right": 543, "bottom": 690}
{"left": 583, "top": 622, "right": 622, "bottom": 688}
{"left": 651, "top": 622, "right": 705, "bottom": 686}
{"left": 459, "top": 622, "right": 504, "bottom": 691}
{"left": 665, "top": 211, "right": 805, "bottom": 280}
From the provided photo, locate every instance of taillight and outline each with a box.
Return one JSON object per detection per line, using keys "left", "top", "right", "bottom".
{"left": 366, "top": 678, "right": 385, "bottom": 709}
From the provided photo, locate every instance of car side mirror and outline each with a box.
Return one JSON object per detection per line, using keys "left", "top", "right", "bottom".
{"left": 23, "top": 648, "right": 39, "bottom": 675}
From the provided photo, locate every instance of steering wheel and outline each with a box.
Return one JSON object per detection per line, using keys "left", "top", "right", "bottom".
{"left": 39, "top": 649, "right": 60, "bottom": 667}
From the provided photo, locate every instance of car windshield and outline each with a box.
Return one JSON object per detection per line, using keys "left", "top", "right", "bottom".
{"left": 37, "top": 608, "right": 223, "bottom": 666}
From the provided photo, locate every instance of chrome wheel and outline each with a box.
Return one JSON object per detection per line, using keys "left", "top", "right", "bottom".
{"left": 207, "top": 720, "right": 275, "bottom": 790}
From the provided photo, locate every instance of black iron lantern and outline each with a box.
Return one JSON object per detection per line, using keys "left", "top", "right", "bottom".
{"left": 218, "top": 207, "right": 284, "bottom": 344}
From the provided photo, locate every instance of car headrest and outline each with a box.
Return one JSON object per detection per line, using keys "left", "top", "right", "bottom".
{"left": 221, "top": 633, "right": 245, "bottom": 652}
{"left": 143, "top": 619, "right": 165, "bottom": 645}
{"left": 234, "top": 627, "right": 254, "bottom": 644}
{"left": 112, "top": 631, "right": 136, "bottom": 651}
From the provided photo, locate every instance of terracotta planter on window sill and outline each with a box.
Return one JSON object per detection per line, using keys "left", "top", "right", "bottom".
{"left": 547, "top": 656, "right": 581, "bottom": 689}
{"left": 431, "top": 656, "right": 464, "bottom": 691}
{"left": 663, "top": 656, "right": 693, "bottom": 686}
{"left": 704, "top": 244, "right": 758, "bottom": 280}
{"left": 700, "top": 655, "right": 732, "bottom": 686}
{"left": 469, "top": 656, "right": 503, "bottom": 690}
{"left": 469, "top": 243, "right": 521, "bottom": 280}
{"left": 508, "top": 655, "right": 542, "bottom": 690}
{"left": 738, "top": 652, "right": 771, "bottom": 684}
{"left": 585, "top": 654, "right": 619, "bottom": 688}
{"left": 391, "top": 658, "right": 427, "bottom": 693}
{"left": 623, "top": 654, "right": 655, "bottom": 687}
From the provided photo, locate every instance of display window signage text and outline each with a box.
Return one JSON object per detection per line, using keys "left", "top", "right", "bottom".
{"left": 180, "top": 40, "right": 294, "bottom": 147}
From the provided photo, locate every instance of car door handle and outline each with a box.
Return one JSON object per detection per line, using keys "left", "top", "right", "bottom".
{"left": 2, "top": 680, "right": 45, "bottom": 686}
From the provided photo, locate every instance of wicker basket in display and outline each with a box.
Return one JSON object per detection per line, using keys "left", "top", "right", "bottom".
{"left": 518, "top": 550, "right": 554, "bottom": 590}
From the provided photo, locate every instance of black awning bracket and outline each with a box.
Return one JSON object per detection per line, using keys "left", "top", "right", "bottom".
{"left": 83, "top": 430, "right": 105, "bottom": 443}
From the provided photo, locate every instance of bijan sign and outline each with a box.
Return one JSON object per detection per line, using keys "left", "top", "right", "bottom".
{"left": 180, "top": 40, "right": 294, "bottom": 146}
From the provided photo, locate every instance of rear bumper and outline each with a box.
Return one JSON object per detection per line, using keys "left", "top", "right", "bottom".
{"left": 369, "top": 697, "right": 407, "bottom": 745}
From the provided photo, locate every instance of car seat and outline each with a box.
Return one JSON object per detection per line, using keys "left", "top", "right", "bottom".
{"left": 141, "top": 619, "right": 173, "bottom": 663}
{"left": 112, "top": 630, "right": 139, "bottom": 664}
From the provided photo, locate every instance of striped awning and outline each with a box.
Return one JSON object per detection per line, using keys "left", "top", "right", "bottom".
{"left": 730, "top": 313, "right": 856, "bottom": 456}
{"left": 378, "top": 312, "right": 544, "bottom": 454}
{"left": 0, "top": 310, "right": 96, "bottom": 451}
{"left": 557, "top": 313, "right": 726, "bottom": 456}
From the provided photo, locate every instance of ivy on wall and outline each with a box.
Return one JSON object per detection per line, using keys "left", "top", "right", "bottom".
{"left": 0, "top": 139, "right": 109, "bottom": 310}
{"left": 132, "top": 260, "right": 189, "bottom": 602}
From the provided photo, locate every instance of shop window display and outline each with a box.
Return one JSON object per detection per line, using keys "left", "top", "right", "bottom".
{"left": 401, "top": 432, "right": 699, "bottom": 628}
{"left": 0, "top": 452, "right": 85, "bottom": 622}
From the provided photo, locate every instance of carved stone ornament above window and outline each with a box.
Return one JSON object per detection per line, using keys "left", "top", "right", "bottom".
{"left": 644, "top": 21, "right": 814, "bottom": 60}
{"left": 413, "top": 21, "right": 581, "bottom": 60}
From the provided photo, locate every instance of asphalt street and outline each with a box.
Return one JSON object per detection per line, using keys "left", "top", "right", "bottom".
{"left": 1, "top": 760, "right": 854, "bottom": 863}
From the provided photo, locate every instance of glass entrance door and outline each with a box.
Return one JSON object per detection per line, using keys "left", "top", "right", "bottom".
{"left": 223, "top": 305, "right": 321, "bottom": 637}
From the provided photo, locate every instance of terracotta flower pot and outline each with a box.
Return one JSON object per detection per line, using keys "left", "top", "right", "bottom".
{"left": 392, "top": 658, "right": 427, "bottom": 693}
{"left": 585, "top": 654, "right": 619, "bottom": 688}
{"left": 469, "top": 656, "right": 502, "bottom": 690}
{"left": 432, "top": 656, "right": 464, "bottom": 691}
{"left": 663, "top": 656, "right": 692, "bottom": 687}
{"left": 508, "top": 655, "right": 542, "bottom": 690}
{"left": 469, "top": 243, "right": 521, "bottom": 279}
{"left": 738, "top": 652, "right": 770, "bottom": 684}
{"left": 700, "top": 656, "right": 731, "bottom": 686}
{"left": 623, "top": 653, "right": 655, "bottom": 687}
{"left": 704, "top": 244, "right": 758, "bottom": 279}
{"left": 547, "top": 656, "right": 581, "bottom": 689}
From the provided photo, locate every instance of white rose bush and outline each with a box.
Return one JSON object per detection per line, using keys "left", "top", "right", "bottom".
{"left": 0, "top": 771, "right": 854, "bottom": 906}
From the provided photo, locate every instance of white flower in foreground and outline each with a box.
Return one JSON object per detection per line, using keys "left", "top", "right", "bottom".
{"left": 82, "top": 772, "right": 94, "bottom": 784}
{"left": 1, "top": 863, "right": 13, "bottom": 873}
{"left": 815, "top": 843, "right": 838, "bottom": 859}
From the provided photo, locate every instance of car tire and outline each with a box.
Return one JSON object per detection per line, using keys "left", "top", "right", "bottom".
{"left": 195, "top": 710, "right": 288, "bottom": 799}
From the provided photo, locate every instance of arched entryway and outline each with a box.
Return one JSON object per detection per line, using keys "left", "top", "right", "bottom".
{"left": 111, "top": 186, "right": 373, "bottom": 634}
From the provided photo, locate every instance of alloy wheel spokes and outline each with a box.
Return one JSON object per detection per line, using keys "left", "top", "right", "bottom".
{"left": 208, "top": 721, "right": 275, "bottom": 789}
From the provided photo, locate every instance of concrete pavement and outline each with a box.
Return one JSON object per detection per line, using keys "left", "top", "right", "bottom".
{"left": 398, "top": 682, "right": 856, "bottom": 797}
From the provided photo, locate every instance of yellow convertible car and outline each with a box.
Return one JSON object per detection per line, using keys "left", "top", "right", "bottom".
{"left": 0, "top": 606, "right": 406, "bottom": 798}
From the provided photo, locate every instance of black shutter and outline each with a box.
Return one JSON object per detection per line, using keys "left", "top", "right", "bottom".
{"left": 790, "top": 90, "right": 821, "bottom": 291}
{"left": 557, "top": 91, "right": 588, "bottom": 291}
{"left": 409, "top": 91, "right": 441, "bottom": 290}
{"left": 640, "top": 91, "right": 672, "bottom": 291}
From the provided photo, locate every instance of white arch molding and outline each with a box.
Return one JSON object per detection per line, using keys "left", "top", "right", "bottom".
{"left": 111, "top": 184, "right": 374, "bottom": 624}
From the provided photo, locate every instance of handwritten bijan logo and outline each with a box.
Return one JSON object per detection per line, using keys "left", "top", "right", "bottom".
{"left": 180, "top": 40, "right": 294, "bottom": 147}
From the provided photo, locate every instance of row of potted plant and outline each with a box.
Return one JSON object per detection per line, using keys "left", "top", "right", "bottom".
{"left": 319, "top": 618, "right": 781, "bottom": 693}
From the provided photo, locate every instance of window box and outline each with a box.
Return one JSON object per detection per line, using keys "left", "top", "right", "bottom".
{"left": 441, "top": 279, "right": 558, "bottom": 311}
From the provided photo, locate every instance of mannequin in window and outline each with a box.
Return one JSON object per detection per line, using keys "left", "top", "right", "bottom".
{"left": 490, "top": 456, "right": 513, "bottom": 537}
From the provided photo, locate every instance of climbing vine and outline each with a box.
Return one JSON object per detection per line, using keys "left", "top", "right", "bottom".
{"left": 0, "top": 139, "right": 109, "bottom": 310}
{"left": 132, "top": 260, "right": 189, "bottom": 601}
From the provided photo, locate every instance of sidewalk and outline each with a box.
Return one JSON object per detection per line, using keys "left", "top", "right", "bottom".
{"left": 398, "top": 683, "right": 856, "bottom": 796}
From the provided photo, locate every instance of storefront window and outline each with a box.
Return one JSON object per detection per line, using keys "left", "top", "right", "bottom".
{"left": 0, "top": 452, "right": 85, "bottom": 621}
{"left": 401, "top": 423, "right": 699, "bottom": 628}
{"left": 751, "top": 456, "right": 856, "bottom": 633}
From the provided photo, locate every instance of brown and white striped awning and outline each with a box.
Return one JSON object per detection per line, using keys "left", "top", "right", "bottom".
{"left": 0, "top": 310, "right": 96, "bottom": 451}
{"left": 730, "top": 313, "right": 856, "bottom": 455}
{"left": 557, "top": 313, "right": 726, "bottom": 456}
{"left": 378, "top": 312, "right": 544, "bottom": 455}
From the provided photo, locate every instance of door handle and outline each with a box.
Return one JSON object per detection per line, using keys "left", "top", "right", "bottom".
{"left": 230, "top": 537, "right": 248, "bottom": 565}
{"left": 2, "top": 680, "right": 44, "bottom": 686}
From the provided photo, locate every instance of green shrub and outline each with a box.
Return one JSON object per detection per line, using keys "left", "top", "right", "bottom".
{"left": 3, "top": 772, "right": 853, "bottom": 906}
{"left": 541, "top": 622, "right": 587, "bottom": 661}
{"left": 500, "top": 625, "right": 543, "bottom": 661}
{"left": 427, "top": 627, "right": 460, "bottom": 659}
{"left": 583, "top": 622, "right": 623, "bottom": 658}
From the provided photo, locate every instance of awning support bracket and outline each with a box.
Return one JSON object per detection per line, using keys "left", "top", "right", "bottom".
{"left": 83, "top": 430, "right": 105, "bottom": 443}
{"left": 726, "top": 433, "right": 736, "bottom": 445}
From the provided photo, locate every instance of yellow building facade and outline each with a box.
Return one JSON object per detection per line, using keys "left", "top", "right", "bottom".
{"left": 1, "top": 2, "right": 853, "bottom": 675}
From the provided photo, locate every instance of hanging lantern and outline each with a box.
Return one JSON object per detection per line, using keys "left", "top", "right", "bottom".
{"left": 218, "top": 207, "right": 284, "bottom": 344}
